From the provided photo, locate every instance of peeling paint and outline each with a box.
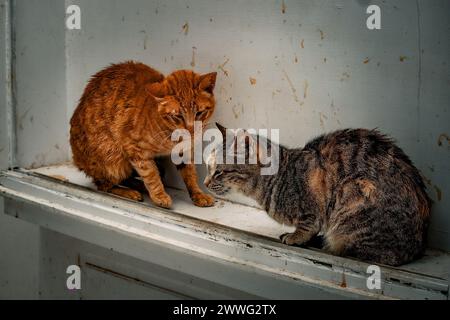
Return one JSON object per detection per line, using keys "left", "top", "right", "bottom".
{"left": 319, "top": 112, "right": 328, "bottom": 130}
{"left": 218, "top": 58, "right": 230, "bottom": 76}
{"left": 303, "top": 80, "right": 309, "bottom": 99}
{"left": 318, "top": 29, "right": 325, "bottom": 40}
{"left": 272, "top": 89, "right": 282, "bottom": 99}
{"left": 283, "top": 70, "right": 303, "bottom": 108}
{"left": 340, "top": 273, "right": 347, "bottom": 288}
{"left": 340, "top": 72, "right": 350, "bottom": 82}
{"left": 437, "top": 133, "right": 450, "bottom": 148}
{"left": 143, "top": 34, "right": 148, "bottom": 50}
{"left": 330, "top": 100, "right": 342, "bottom": 126}
{"left": 49, "top": 175, "right": 68, "bottom": 182}
{"left": 232, "top": 104, "right": 244, "bottom": 119}
{"left": 190, "top": 46, "right": 197, "bottom": 67}
{"left": 181, "top": 22, "right": 189, "bottom": 35}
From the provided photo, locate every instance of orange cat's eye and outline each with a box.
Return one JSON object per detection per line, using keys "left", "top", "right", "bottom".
{"left": 171, "top": 113, "right": 183, "bottom": 121}
{"left": 163, "top": 112, "right": 182, "bottom": 123}
{"left": 196, "top": 110, "right": 208, "bottom": 119}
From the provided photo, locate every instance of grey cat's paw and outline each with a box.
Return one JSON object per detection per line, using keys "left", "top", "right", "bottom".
{"left": 280, "top": 232, "right": 297, "bottom": 245}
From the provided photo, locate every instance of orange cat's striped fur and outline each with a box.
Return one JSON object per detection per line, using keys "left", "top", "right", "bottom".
{"left": 70, "top": 61, "right": 217, "bottom": 208}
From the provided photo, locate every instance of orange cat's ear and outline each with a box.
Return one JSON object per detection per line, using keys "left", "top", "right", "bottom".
{"left": 198, "top": 72, "right": 217, "bottom": 94}
{"left": 147, "top": 82, "right": 167, "bottom": 98}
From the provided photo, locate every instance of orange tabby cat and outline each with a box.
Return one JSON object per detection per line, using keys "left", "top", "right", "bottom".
{"left": 70, "top": 61, "right": 217, "bottom": 208}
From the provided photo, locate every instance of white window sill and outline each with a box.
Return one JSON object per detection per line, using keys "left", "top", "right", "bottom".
{"left": 0, "top": 166, "right": 449, "bottom": 300}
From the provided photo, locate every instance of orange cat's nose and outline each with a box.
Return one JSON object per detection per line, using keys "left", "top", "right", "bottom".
{"left": 186, "top": 122, "right": 194, "bottom": 134}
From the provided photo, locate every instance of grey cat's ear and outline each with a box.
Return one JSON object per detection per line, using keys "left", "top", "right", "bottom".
{"left": 216, "top": 122, "right": 227, "bottom": 137}
{"left": 199, "top": 72, "right": 217, "bottom": 94}
{"left": 230, "top": 130, "right": 256, "bottom": 163}
{"left": 243, "top": 132, "right": 272, "bottom": 165}
{"left": 244, "top": 133, "right": 258, "bottom": 162}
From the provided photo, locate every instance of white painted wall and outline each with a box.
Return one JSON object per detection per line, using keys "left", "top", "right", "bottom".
{"left": 13, "top": 0, "right": 68, "bottom": 168}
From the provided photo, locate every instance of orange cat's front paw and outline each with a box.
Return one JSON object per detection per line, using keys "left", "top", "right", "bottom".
{"left": 151, "top": 192, "right": 172, "bottom": 209}
{"left": 191, "top": 192, "right": 215, "bottom": 207}
{"left": 110, "top": 187, "right": 143, "bottom": 202}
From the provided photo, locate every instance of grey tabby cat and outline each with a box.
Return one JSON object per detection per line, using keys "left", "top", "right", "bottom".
{"left": 204, "top": 123, "right": 431, "bottom": 266}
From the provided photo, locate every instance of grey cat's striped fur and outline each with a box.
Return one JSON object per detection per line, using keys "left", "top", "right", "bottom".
{"left": 204, "top": 124, "right": 431, "bottom": 266}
